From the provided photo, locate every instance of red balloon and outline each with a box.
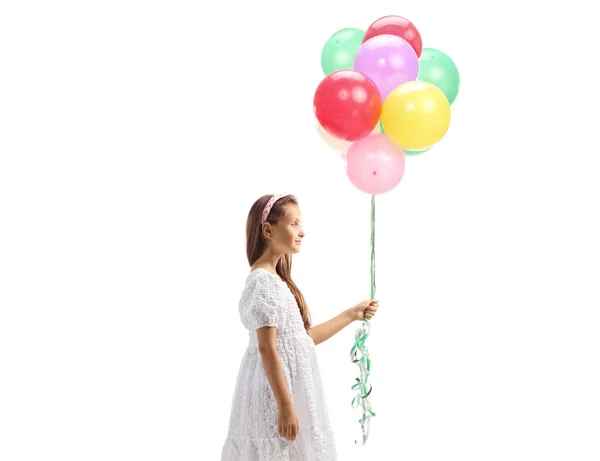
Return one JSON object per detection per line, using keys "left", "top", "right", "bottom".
{"left": 363, "top": 15, "right": 423, "bottom": 57}
{"left": 313, "top": 70, "right": 382, "bottom": 142}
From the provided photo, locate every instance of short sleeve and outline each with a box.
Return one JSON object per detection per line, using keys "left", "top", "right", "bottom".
{"left": 239, "top": 271, "right": 280, "bottom": 330}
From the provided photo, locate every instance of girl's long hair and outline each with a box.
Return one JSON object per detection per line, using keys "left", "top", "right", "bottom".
{"left": 246, "top": 194, "right": 312, "bottom": 333}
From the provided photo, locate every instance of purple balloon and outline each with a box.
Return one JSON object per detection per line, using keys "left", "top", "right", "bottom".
{"left": 353, "top": 34, "right": 419, "bottom": 102}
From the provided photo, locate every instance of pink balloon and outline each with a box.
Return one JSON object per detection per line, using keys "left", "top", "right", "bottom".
{"left": 345, "top": 133, "right": 405, "bottom": 195}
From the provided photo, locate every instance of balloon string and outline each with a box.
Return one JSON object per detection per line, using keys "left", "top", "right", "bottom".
{"left": 350, "top": 194, "right": 376, "bottom": 446}
{"left": 371, "top": 194, "right": 376, "bottom": 300}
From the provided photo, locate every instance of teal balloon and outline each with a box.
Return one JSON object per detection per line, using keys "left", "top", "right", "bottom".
{"left": 404, "top": 148, "right": 430, "bottom": 156}
{"left": 321, "top": 28, "right": 365, "bottom": 75}
{"left": 380, "top": 120, "right": 430, "bottom": 155}
{"left": 417, "top": 48, "right": 460, "bottom": 105}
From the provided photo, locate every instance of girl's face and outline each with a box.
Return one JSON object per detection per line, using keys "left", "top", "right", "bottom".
{"left": 271, "top": 204, "right": 304, "bottom": 254}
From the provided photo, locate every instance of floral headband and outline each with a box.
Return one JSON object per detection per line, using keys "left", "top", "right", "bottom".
{"left": 260, "top": 194, "right": 285, "bottom": 225}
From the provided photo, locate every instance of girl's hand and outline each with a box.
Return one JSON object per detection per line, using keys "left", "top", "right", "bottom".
{"left": 350, "top": 299, "right": 379, "bottom": 321}
{"left": 278, "top": 403, "right": 299, "bottom": 441}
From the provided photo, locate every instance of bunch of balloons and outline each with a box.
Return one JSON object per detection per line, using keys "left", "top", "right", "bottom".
{"left": 314, "top": 14, "right": 460, "bottom": 196}
{"left": 314, "top": 14, "right": 459, "bottom": 446}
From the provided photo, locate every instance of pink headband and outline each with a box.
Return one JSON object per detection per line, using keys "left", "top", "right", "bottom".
{"left": 260, "top": 194, "right": 285, "bottom": 225}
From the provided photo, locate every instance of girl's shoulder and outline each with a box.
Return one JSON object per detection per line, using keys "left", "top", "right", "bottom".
{"left": 241, "top": 268, "right": 286, "bottom": 299}
{"left": 239, "top": 268, "right": 287, "bottom": 311}
{"left": 246, "top": 267, "right": 286, "bottom": 286}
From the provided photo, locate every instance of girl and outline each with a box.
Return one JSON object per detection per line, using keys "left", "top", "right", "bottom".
{"left": 220, "top": 194, "right": 379, "bottom": 461}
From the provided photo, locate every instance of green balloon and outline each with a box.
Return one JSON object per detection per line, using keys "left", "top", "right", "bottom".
{"left": 380, "top": 120, "right": 430, "bottom": 156}
{"left": 404, "top": 148, "right": 430, "bottom": 156}
{"left": 321, "top": 28, "right": 365, "bottom": 75}
{"left": 417, "top": 48, "right": 460, "bottom": 105}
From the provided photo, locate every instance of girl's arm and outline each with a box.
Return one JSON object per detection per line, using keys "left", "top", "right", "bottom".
{"left": 308, "top": 308, "right": 354, "bottom": 346}
{"left": 257, "top": 326, "right": 293, "bottom": 409}
{"left": 308, "top": 299, "right": 378, "bottom": 345}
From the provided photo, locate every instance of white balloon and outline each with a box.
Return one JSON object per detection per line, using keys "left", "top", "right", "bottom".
{"left": 315, "top": 121, "right": 382, "bottom": 153}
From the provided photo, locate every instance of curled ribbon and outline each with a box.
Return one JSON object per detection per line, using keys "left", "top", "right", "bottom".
{"left": 350, "top": 317, "right": 375, "bottom": 446}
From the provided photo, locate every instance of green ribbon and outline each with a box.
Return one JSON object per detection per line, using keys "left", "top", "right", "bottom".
{"left": 350, "top": 195, "right": 376, "bottom": 446}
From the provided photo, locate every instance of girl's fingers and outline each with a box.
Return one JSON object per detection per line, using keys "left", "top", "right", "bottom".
{"left": 365, "top": 308, "right": 376, "bottom": 318}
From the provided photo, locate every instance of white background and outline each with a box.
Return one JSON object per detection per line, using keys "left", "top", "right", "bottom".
{"left": 1, "top": 0, "right": 599, "bottom": 460}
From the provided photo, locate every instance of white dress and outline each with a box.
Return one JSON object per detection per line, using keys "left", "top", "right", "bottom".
{"left": 221, "top": 268, "right": 338, "bottom": 461}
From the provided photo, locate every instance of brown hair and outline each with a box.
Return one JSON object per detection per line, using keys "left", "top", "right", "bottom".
{"left": 246, "top": 194, "right": 312, "bottom": 333}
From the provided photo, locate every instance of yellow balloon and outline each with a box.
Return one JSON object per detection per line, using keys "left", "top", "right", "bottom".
{"left": 381, "top": 80, "right": 451, "bottom": 151}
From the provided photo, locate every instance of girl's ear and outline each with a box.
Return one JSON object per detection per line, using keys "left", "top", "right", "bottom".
{"left": 261, "top": 222, "right": 273, "bottom": 239}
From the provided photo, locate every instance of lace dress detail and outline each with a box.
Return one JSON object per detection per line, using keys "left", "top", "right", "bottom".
{"left": 221, "top": 269, "right": 337, "bottom": 460}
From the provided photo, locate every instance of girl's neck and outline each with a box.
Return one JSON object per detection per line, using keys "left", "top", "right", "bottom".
{"left": 251, "top": 252, "right": 282, "bottom": 275}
